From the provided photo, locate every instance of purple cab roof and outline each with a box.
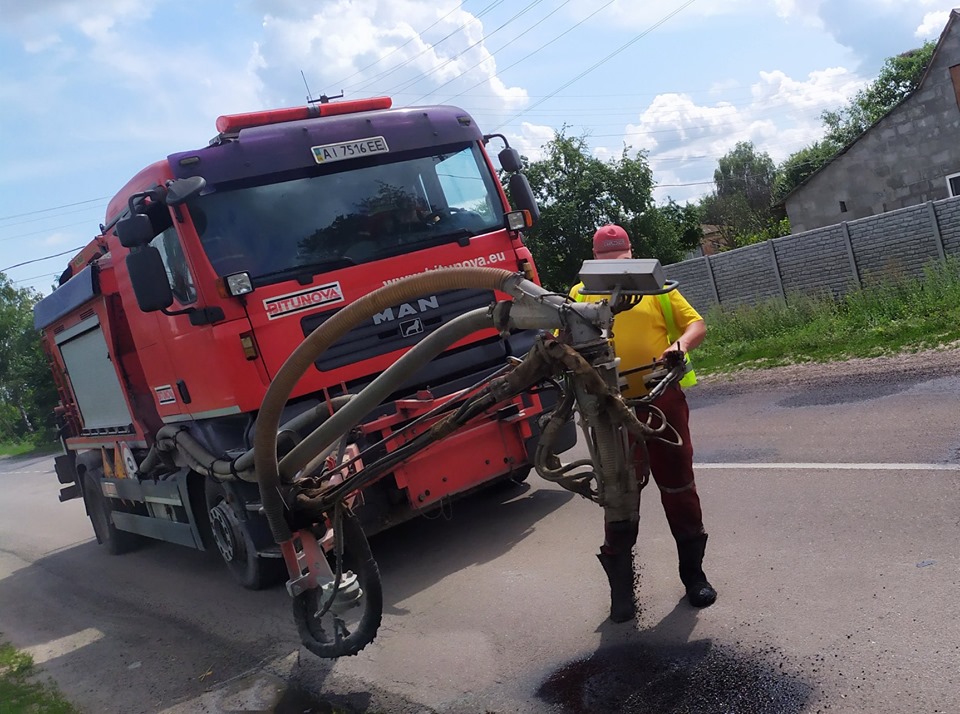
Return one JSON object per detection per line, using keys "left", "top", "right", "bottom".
{"left": 167, "top": 105, "right": 484, "bottom": 186}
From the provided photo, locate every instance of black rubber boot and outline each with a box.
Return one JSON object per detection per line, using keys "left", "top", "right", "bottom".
{"left": 677, "top": 533, "right": 717, "bottom": 608}
{"left": 597, "top": 552, "right": 636, "bottom": 623}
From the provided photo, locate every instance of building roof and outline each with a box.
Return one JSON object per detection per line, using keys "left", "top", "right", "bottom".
{"left": 778, "top": 9, "right": 958, "bottom": 205}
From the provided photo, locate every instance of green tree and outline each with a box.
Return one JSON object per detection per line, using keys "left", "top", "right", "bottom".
{"left": 0, "top": 274, "right": 58, "bottom": 443}
{"left": 772, "top": 42, "right": 935, "bottom": 204}
{"left": 515, "top": 131, "right": 700, "bottom": 290}
{"left": 772, "top": 140, "right": 842, "bottom": 204}
{"left": 700, "top": 141, "right": 785, "bottom": 250}
{"left": 821, "top": 42, "right": 936, "bottom": 147}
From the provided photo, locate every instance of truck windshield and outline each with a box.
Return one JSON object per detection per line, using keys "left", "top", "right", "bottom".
{"left": 189, "top": 142, "right": 505, "bottom": 282}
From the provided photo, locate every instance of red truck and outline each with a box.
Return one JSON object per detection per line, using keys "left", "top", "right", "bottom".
{"left": 34, "top": 97, "right": 571, "bottom": 594}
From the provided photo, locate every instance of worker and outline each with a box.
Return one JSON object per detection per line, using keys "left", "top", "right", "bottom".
{"left": 570, "top": 224, "right": 717, "bottom": 622}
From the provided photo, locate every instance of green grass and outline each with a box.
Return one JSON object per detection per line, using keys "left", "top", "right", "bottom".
{"left": 0, "top": 639, "right": 77, "bottom": 714}
{"left": 0, "top": 440, "right": 60, "bottom": 458}
{"left": 695, "top": 257, "right": 960, "bottom": 374}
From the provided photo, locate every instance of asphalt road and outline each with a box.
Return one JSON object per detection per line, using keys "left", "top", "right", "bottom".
{"left": 1, "top": 359, "right": 958, "bottom": 713}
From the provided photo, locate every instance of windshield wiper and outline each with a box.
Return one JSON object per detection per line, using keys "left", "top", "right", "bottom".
{"left": 253, "top": 257, "right": 357, "bottom": 285}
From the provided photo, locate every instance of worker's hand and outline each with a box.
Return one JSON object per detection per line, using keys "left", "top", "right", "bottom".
{"left": 659, "top": 346, "right": 685, "bottom": 367}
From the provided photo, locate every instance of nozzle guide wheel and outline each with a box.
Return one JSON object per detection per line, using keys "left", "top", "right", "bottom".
{"left": 292, "top": 508, "right": 383, "bottom": 658}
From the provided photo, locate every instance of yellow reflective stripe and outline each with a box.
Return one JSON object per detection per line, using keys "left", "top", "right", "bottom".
{"left": 656, "top": 293, "right": 697, "bottom": 388}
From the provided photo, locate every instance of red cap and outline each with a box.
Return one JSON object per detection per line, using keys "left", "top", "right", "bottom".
{"left": 592, "top": 224, "right": 632, "bottom": 259}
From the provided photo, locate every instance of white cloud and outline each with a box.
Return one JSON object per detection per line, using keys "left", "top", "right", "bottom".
{"left": 916, "top": 10, "right": 952, "bottom": 38}
{"left": 618, "top": 66, "right": 864, "bottom": 203}
{"left": 43, "top": 232, "right": 73, "bottom": 247}
{"left": 23, "top": 34, "right": 62, "bottom": 53}
{"left": 505, "top": 122, "right": 556, "bottom": 163}
{"left": 254, "top": 1, "right": 528, "bottom": 110}
{"left": 0, "top": 0, "right": 150, "bottom": 48}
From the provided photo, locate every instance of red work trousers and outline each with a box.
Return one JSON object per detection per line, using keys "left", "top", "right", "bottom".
{"left": 601, "top": 384, "right": 706, "bottom": 556}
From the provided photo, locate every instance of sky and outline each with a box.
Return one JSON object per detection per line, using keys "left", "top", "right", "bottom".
{"left": 0, "top": 0, "right": 954, "bottom": 296}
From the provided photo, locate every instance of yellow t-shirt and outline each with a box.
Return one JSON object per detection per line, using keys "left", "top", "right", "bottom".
{"left": 569, "top": 282, "right": 703, "bottom": 397}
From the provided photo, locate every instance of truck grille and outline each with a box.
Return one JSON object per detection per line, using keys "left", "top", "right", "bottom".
{"left": 301, "top": 288, "right": 496, "bottom": 372}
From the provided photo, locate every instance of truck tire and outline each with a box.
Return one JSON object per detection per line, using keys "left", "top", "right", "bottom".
{"left": 205, "top": 479, "right": 284, "bottom": 590}
{"left": 82, "top": 470, "right": 142, "bottom": 555}
{"left": 292, "top": 508, "right": 383, "bottom": 658}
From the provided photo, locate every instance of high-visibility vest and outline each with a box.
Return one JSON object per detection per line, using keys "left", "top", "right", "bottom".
{"left": 656, "top": 293, "right": 697, "bottom": 388}
{"left": 571, "top": 285, "right": 697, "bottom": 389}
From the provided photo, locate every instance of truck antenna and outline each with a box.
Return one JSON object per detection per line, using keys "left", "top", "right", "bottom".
{"left": 300, "top": 71, "right": 344, "bottom": 105}
{"left": 300, "top": 70, "right": 315, "bottom": 103}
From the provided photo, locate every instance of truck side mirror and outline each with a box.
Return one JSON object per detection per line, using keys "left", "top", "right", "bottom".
{"left": 116, "top": 214, "right": 155, "bottom": 249}
{"left": 498, "top": 147, "right": 523, "bottom": 173}
{"left": 126, "top": 247, "right": 173, "bottom": 312}
{"left": 165, "top": 176, "right": 206, "bottom": 206}
{"left": 508, "top": 173, "right": 540, "bottom": 225}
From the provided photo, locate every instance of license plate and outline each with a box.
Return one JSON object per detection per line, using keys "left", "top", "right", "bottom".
{"left": 311, "top": 136, "right": 389, "bottom": 164}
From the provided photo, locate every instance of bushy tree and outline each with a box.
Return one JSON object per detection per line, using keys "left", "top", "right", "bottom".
{"left": 773, "top": 140, "right": 842, "bottom": 204}
{"left": 0, "top": 274, "right": 58, "bottom": 443}
{"left": 514, "top": 131, "right": 701, "bottom": 290}
{"left": 822, "top": 42, "right": 936, "bottom": 147}
{"left": 700, "top": 141, "right": 786, "bottom": 250}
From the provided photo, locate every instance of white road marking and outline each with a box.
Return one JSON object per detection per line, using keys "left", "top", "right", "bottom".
{"left": 696, "top": 462, "right": 960, "bottom": 471}
{"left": 25, "top": 628, "right": 104, "bottom": 665}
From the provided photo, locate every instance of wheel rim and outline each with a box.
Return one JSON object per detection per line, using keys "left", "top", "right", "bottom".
{"left": 209, "top": 501, "right": 240, "bottom": 562}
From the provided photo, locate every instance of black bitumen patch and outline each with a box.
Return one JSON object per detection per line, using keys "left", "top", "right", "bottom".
{"left": 537, "top": 640, "right": 813, "bottom": 714}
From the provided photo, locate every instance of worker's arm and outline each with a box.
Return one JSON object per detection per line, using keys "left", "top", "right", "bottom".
{"left": 659, "top": 318, "right": 705, "bottom": 360}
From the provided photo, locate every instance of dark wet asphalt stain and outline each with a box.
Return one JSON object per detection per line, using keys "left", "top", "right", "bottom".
{"left": 538, "top": 640, "right": 813, "bottom": 714}
{"left": 776, "top": 378, "right": 921, "bottom": 407}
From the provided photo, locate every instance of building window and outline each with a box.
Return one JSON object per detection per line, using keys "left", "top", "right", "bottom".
{"left": 839, "top": 201, "right": 847, "bottom": 213}
{"left": 946, "top": 172, "right": 960, "bottom": 197}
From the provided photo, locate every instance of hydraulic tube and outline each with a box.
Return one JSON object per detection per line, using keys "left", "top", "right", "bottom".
{"left": 279, "top": 307, "right": 495, "bottom": 480}
{"left": 254, "top": 268, "right": 516, "bottom": 545}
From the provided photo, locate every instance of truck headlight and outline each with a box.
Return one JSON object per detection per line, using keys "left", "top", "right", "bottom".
{"left": 225, "top": 272, "right": 253, "bottom": 296}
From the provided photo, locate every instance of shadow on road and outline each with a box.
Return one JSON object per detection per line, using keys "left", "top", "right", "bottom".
{"left": 538, "top": 593, "right": 815, "bottom": 714}
{"left": 0, "top": 477, "right": 573, "bottom": 713}
{"left": 368, "top": 480, "right": 573, "bottom": 613}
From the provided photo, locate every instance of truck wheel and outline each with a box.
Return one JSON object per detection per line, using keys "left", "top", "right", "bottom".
{"left": 509, "top": 465, "right": 532, "bottom": 483}
{"left": 82, "top": 470, "right": 142, "bottom": 555}
{"left": 205, "top": 479, "right": 284, "bottom": 590}
{"left": 292, "top": 508, "right": 383, "bottom": 658}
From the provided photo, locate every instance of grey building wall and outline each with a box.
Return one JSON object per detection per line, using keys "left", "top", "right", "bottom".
{"left": 785, "top": 17, "right": 960, "bottom": 233}
{"left": 664, "top": 196, "right": 957, "bottom": 316}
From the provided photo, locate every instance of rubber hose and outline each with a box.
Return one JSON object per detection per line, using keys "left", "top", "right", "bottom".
{"left": 233, "top": 395, "right": 354, "bottom": 474}
{"left": 254, "top": 267, "right": 514, "bottom": 545}
{"left": 279, "top": 307, "right": 494, "bottom": 480}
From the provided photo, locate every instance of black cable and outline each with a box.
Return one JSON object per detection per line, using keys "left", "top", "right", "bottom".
{"left": 0, "top": 197, "right": 109, "bottom": 222}
{"left": 385, "top": 0, "right": 548, "bottom": 97}
{"left": 2, "top": 246, "right": 85, "bottom": 273}
{"left": 409, "top": 0, "right": 575, "bottom": 105}
{"left": 348, "top": 0, "right": 508, "bottom": 94}
{"left": 492, "top": 0, "right": 700, "bottom": 132}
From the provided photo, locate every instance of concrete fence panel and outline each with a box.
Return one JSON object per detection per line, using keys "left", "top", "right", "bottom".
{"left": 664, "top": 195, "right": 960, "bottom": 311}
{"left": 847, "top": 204, "right": 938, "bottom": 283}
{"left": 708, "top": 243, "right": 783, "bottom": 308}
{"left": 773, "top": 225, "right": 854, "bottom": 300}
{"left": 665, "top": 258, "right": 717, "bottom": 315}
{"left": 934, "top": 196, "right": 960, "bottom": 255}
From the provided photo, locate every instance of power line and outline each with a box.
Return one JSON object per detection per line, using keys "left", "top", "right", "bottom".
{"left": 493, "top": 0, "right": 700, "bottom": 132}
{"left": 0, "top": 197, "right": 109, "bottom": 222}
{"left": 1, "top": 203, "right": 106, "bottom": 229}
{"left": 12, "top": 271, "right": 60, "bottom": 285}
{"left": 409, "top": 0, "right": 575, "bottom": 105}
{"left": 385, "top": 0, "right": 548, "bottom": 97}
{"left": 330, "top": 1, "right": 468, "bottom": 90}
{"left": 348, "top": 0, "right": 508, "bottom": 94}
{"left": 1, "top": 246, "right": 84, "bottom": 273}
{"left": 440, "top": 0, "right": 618, "bottom": 105}
{"left": 1, "top": 220, "right": 93, "bottom": 242}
